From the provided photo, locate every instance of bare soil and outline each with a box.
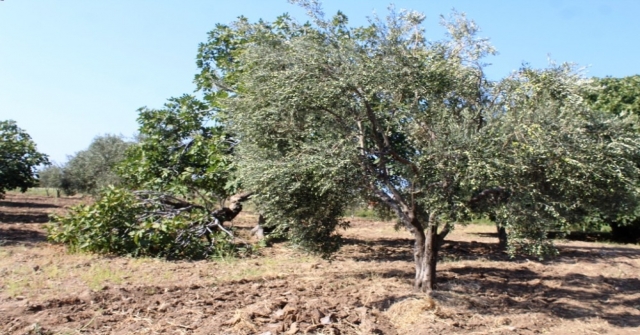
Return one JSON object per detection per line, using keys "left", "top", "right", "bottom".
{"left": 1, "top": 193, "right": 639, "bottom": 334}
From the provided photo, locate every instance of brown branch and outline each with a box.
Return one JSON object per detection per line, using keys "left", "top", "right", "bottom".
{"left": 437, "top": 222, "right": 453, "bottom": 248}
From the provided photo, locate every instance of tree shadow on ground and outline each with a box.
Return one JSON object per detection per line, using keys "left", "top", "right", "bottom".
{"left": 340, "top": 237, "right": 513, "bottom": 263}
{"left": 439, "top": 266, "right": 640, "bottom": 328}
{"left": 0, "top": 197, "right": 59, "bottom": 245}
{"left": 340, "top": 235, "right": 640, "bottom": 328}
{"left": 0, "top": 200, "right": 59, "bottom": 209}
{"left": 473, "top": 231, "right": 640, "bottom": 245}
{"left": 340, "top": 237, "right": 414, "bottom": 262}
{"left": 0, "top": 227, "right": 48, "bottom": 246}
{"left": 342, "top": 235, "right": 640, "bottom": 265}
{"left": 0, "top": 212, "right": 50, "bottom": 224}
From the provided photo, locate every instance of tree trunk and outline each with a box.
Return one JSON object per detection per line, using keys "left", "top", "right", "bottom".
{"left": 211, "top": 191, "right": 254, "bottom": 224}
{"left": 497, "top": 224, "right": 508, "bottom": 250}
{"left": 489, "top": 212, "right": 507, "bottom": 250}
{"left": 413, "top": 215, "right": 439, "bottom": 293}
{"left": 251, "top": 214, "right": 266, "bottom": 239}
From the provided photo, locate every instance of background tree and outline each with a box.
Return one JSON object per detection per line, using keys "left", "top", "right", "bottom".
{"left": 60, "top": 134, "right": 131, "bottom": 195}
{"left": 0, "top": 120, "right": 49, "bottom": 198}
{"left": 195, "top": 2, "right": 640, "bottom": 292}
{"left": 472, "top": 67, "right": 640, "bottom": 251}
{"left": 586, "top": 75, "right": 640, "bottom": 116}
{"left": 38, "top": 164, "right": 64, "bottom": 196}
{"left": 585, "top": 75, "right": 640, "bottom": 242}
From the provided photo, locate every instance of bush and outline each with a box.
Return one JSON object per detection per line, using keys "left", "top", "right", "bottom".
{"left": 47, "top": 187, "right": 237, "bottom": 259}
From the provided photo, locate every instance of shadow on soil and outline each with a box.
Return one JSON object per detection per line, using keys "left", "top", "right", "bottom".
{"left": 342, "top": 235, "right": 640, "bottom": 264}
{"left": 0, "top": 200, "right": 59, "bottom": 209}
{"left": 441, "top": 266, "right": 640, "bottom": 328}
{"left": 0, "top": 198, "right": 57, "bottom": 245}
{"left": 344, "top": 264, "right": 640, "bottom": 328}
{"left": 0, "top": 212, "right": 51, "bottom": 224}
{"left": 473, "top": 231, "right": 640, "bottom": 245}
{"left": 341, "top": 237, "right": 512, "bottom": 263}
{"left": 341, "top": 236, "right": 640, "bottom": 328}
{"left": 0, "top": 227, "right": 48, "bottom": 246}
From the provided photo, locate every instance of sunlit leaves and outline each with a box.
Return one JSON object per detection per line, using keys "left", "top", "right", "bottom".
{"left": 119, "top": 95, "right": 232, "bottom": 201}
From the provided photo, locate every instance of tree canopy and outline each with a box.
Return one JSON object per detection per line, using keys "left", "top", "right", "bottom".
{"left": 118, "top": 95, "right": 233, "bottom": 202}
{"left": 0, "top": 120, "right": 49, "bottom": 197}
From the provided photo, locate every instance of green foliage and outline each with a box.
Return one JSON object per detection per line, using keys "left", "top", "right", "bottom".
{"left": 240, "top": 149, "right": 355, "bottom": 256}
{"left": 48, "top": 96, "right": 245, "bottom": 260}
{"left": 47, "top": 187, "right": 234, "bottom": 259}
{"left": 61, "top": 134, "right": 131, "bottom": 195}
{"left": 585, "top": 75, "right": 640, "bottom": 242}
{"left": 586, "top": 75, "right": 640, "bottom": 116}
{"left": 0, "top": 120, "right": 50, "bottom": 197}
{"left": 118, "top": 95, "right": 232, "bottom": 202}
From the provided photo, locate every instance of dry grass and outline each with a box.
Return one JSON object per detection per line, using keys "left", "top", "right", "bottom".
{"left": 385, "top": 296, "right": 437, "bottom": 332}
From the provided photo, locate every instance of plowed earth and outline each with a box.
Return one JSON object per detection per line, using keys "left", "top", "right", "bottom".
{"left": 1, "top": 193, "right": 639, "bottom": 334}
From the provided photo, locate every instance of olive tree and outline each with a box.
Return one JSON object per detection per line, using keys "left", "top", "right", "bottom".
{"left": 38, "top": 164, "right": 64, "bottom": 196}
{"left": 61, "top": 134, "right": 132, "bottom": 195}
{"left": 193, "top": 2, "right": 640, "bottom": 292}
{"left": 473, "top": 67, "right": 640, "bottom": 251}
{"left": 0, "top": 120, "right": 49, "bottom": 197}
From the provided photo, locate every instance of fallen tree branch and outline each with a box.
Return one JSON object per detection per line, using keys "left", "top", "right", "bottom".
{"left": 131, "top": 190, "right": 255, "bottom": 255}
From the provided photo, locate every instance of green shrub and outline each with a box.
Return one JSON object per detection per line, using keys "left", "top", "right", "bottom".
{"left": 46, "top": 187, "right": 237, "bottom": 259}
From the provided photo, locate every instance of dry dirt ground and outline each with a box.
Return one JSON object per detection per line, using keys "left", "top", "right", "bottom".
{"left": 0, "top": 193, "right": 639, "bottom": 335}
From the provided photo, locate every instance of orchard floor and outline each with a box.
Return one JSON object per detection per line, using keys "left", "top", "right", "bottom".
{"left": 1, "top": 193, "right": 639, "bottom": 335}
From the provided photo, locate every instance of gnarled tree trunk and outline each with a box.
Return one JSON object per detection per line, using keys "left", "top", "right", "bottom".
{"left": 250, "top": 214, "right": 267, "bottom": 239}
{"left": 411, "top": 213, "right": 449, "bottom": 293}
{"left": 212, "top": 191, "right": 254, "bottom": 224}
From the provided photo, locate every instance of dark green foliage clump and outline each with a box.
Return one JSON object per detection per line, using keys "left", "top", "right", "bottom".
{"left": 587, "top": 75, "right": 640, "bottom": 116}
{"left": 0, "top": 120, "right": 49, "bottom": 197}
{"left": 584, "top": 75, "right": 640, "bottom": 243}
{"left": 247, "top": 159, "right": 354, "bottom": 257}
{"left": 47, "top": 187, "right": 236, "bottom": 259}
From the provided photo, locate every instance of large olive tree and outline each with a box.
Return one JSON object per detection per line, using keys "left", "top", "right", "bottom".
{"left": 193, "top": 2, "right": 640, "bottom": 292}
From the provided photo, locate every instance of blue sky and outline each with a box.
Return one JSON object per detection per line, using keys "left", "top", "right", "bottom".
{"left": 1, "top": 0, "right": 639, "bottom": 163}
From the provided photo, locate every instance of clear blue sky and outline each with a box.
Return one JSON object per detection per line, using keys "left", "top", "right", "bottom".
{"left": 2, "top": 0, "right": 639, "bottom": 163}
